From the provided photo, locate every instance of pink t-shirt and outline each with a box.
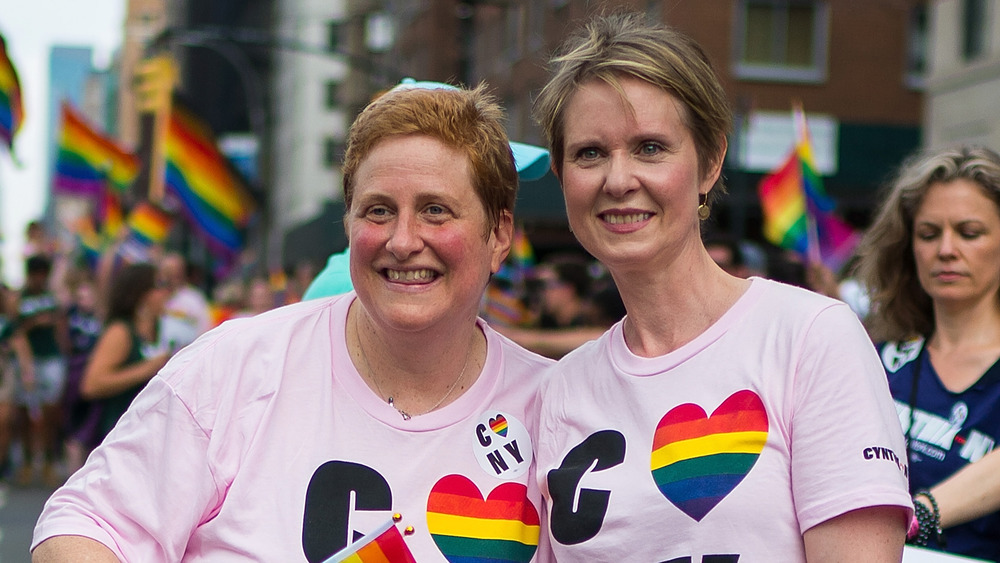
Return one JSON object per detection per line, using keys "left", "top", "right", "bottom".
{"left": 33, "top": 294, "right": 554, "bottom": 562}
{"left": 536, "top": 278, "right": 911, "bottom": 561}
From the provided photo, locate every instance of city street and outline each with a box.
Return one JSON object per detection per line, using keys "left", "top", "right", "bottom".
{"left": 0, "top": 484, "right": 52, "bottom": 562}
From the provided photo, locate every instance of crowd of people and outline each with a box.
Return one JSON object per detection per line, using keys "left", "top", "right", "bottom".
{"left": 11, "top": 8, "right": 999, "bottom": 563}
{"left": 0, "top": 234, "right": 300, "bottom": 490}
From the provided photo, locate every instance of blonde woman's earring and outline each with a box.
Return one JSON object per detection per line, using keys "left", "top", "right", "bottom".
{"left": 697, "top": 193, "right": 710, "bottom": 220}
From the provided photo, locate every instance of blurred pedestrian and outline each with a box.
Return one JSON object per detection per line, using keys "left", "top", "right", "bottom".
{"left": 236, "top": 277, "right": 276, "bottom": 318}
{"left": 533, "top": 254, "right": 598, "bottom": 329}
{"left": 60, "top": 270, "right": 103, "bottom": 473}
{"left": 22, "top": 220, "right": 57, "bottom": 261}
{"left": 13, "top": 255, "right": 69, "bottom": 488}
{"left": 704, "top": 233, "right": 752, "bottom": 278}
{"left": 282, "top": 260, "right": 318, "bottom": 305}
{"left": 496, "top": 255, "right": 613, "bottom": 359}
{"left": 158, "top": 252, "right": 210, "bottom": 352}
{"left": 857, "top": 145, "right": 1000, "bottom": 561}
{"left": 803, "top": 258, "right": 871, "bottom": 320}
{"left": 0, "top": 283, "right": 30, "bottom": 485}
{"left": 22, "top": 220, "right": 72, "bottom": 305}
{"left": 79, "top": 263, "right": 172, "bottom": 445}
{"left": 208, "top": 279, "right": 245, "bottom": 327}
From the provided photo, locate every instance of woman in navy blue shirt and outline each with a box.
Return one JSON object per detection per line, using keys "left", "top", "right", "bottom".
{"left": 858, "top": 145, "right": 1000, "bottom": 561}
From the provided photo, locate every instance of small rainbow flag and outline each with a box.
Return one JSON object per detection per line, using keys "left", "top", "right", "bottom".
{"left": 496, "top": 226, "right": 536, "bottom": 288}
{"left": 116, "top": 201, "right": 172, "bottom": 264}
{"left": 511, "top": 226, "right": 534, "bottom": 270}
{"left": 480, "top": 282, "right": 531, "bottom": 327}
{"left": 758, "top": 104, "right": 860, "bottom": 272}
{"left": 54, "top": 102, "right": 139, "bottom": 196}
{"left": 99, "top": 186, "right": 125, "bottom": 240}
{"left": 322, "top": 518, "right": 416, "bottom": 563}
{"left": 209, "top": 304, "right": 238, "bottom": 328}
{"left": 68, "top": 186, "right": 126, "bottom": 264}
{"left": 0, "top": 32, "right": 25, "bottom": 153}
{"left": 127, "top": 201, "right": 172, "bottom": 245}
{"left": 72, "top": 216, "right": 104, "bottom": 267}
{"left": 164, "top": 101, "right": 255, "bottom": 257}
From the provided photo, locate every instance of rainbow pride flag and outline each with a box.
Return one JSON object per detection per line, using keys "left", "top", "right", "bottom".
{"left": 322, "top": 518, "right": 416, "bottom": 563}
{"left": 127, "top": 201, "right": 172, "bottom": 245}
{"left": 72, "top": 216, "right": 104, "bottom": 267}
{"left": 0, "top": 32, "right": 25, "bottom": 152}
{"left": 164, "top": 101, "right": 255, "bottom": 257}
{"left": 67, "top": 186, "right": 126, "bottom": 264}
{"left": 481, "top": 282, "right": 531, "bottom": 327}
{"left": 511, "top": 226, "right": 534, "bottom": 271}
{"left": 54, "top": 102, "right": 140, "bottom": 196}
{"left": 117, "top": 201, "right": 172, "bottom": 264}
{"left": 495, "top": 226, "right": 535, "bottom": 287}
{"left": 758, "top": 105, "right": 859, "bottom": 272}
{"left": 99, "top": 186, "right": 125, "bottom": 240}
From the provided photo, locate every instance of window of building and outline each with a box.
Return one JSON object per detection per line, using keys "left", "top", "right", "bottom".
{"left": 507, "top": 95, "right": 526, "bottom": 142}
{"left": 327, "top": 21, "right": 343, "bottom": 53}
{"left": 479, "top": 11, "right": 504, "bottom": 76}
{"left": 646, "top": 0, "right": 662, "bottom": 23}
{"left": 325, "top": 81, "right": 339, "bottom": 110}
{"left": 528, "top": 1, "right": 545, "bottom": 52}
{"left": 505, "top": 4, "right": 527, "bottom": 61}
{"left": 733, "top": 0, "right": 830, "bottom": 83}
{"left": 963, "top": 0, "right": 990, "bottom": 61}
{"left": 550, "top": 0, "right": 570, "bottom": 36}
{"left": 365, "top": 12, "right": 396, "bottom": 53}
{"left": 905, "top": 4, "right": 928, "bottom": 89}
{"left": 323, "top": 137, "right": 345, "bottom": 169}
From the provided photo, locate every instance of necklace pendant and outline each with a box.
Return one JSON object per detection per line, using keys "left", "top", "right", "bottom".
{"left": 388, "top": 397, "right": 412, "bottom": 421}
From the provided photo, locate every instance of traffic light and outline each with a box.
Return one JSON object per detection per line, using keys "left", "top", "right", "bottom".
{"left": 133, "top": 54, "right": 176, "bottom": 201}
{"left": 134, "top": 54, "right": 176, "bottom": 112}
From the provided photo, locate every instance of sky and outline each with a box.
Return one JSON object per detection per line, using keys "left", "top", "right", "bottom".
{"left": 0, "top": 0, "right": 126, "bottom": 286}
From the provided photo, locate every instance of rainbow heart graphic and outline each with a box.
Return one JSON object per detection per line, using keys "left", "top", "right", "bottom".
{"left": 650, "top": 389, "right": 768, "bottom": 521}
{"left": 489, "top": 414, "right": 509, "bottom": 437}
{"left": 426, "top": 474, "right": 539, "bottom": 563}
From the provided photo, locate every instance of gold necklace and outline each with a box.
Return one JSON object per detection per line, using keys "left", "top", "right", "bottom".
{"left": 355, "top": 320, "right": 473, "bottom": 421}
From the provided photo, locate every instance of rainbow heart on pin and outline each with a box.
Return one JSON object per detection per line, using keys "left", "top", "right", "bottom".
{"left": 489, "top": 414, "right": 508, "bottom": 437}
{"left": 650, "top": 389, "right": 768, "bottom": 521}
{"left": 427, "top": 474, "right": 539, "bottom": 563}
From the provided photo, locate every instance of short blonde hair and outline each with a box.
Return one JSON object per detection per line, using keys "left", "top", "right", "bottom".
{"left": 533, "top": 10, "right": 732, "bottom": 204}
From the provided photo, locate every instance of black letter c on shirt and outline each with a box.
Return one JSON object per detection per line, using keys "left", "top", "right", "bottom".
{"left": 547, "top": 430, "right": 626, "bottom": 545}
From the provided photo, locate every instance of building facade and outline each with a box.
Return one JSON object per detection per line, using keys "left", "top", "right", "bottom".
{"left": 115, "top": 0, "right": 932, "bottom": 276}
{"left": 924, "top": 0, "right": 1000, "bottom": 149}
{"left": 328, "top": 0, "right": 927, "bottom": 257}
{"left": 46, "top": 46, "right": 101, "bottom": 240}
{"left": 271, "top": 0, "right": 352, "bottom": 270}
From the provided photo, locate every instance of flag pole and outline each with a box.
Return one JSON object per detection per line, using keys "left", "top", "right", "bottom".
{"left": 804, "top": 211, "right": 822, "bottom": 265}
{"left": 791, "top": 100, "right": 822, "bottom": 266}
